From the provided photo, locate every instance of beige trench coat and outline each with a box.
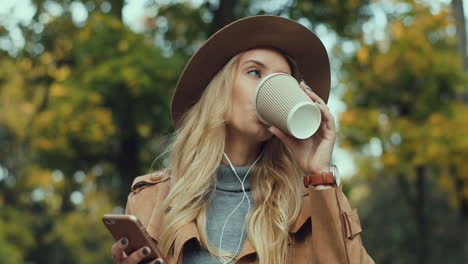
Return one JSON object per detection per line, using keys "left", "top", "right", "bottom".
{"left": 125, "top": 169, "right": 375, "bottom": 264}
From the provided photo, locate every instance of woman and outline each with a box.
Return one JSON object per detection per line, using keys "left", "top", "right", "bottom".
{"left": 111, "top": 15, "right": 374, "bottom": 264}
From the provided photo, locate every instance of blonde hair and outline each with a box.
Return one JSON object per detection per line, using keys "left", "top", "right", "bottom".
{"left": 158, "top": 49, "right": 304, "bottom": 264}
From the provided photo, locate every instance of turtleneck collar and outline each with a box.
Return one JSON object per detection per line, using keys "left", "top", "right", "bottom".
{"left": 215, "top": 163, "right": 253, "bottom": 192}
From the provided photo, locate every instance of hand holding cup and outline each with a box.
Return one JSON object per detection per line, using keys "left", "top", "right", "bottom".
{"left": 256, "top": 73, "right": 336, "bottom": 175}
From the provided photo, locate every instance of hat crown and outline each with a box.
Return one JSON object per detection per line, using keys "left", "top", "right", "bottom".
{"left": 171, "top": 15, "right": 330, "bottom": 129}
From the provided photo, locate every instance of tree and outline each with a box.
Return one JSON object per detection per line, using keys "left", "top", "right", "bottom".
{"left": 451, "top": 0, "right": 467, "bottom": 73}
{"left": 0, "top": 0, "right": 378, "bottom": 262}
{"left": 1, "top": 1, "right": 177, "bottom": 262}
{"left": 339, "top": 1, "right": 468, "bottom": 263}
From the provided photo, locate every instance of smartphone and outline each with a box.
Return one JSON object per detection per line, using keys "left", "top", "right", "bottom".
{"left": 102, "top": 214, "right": 165, "bottom": 264}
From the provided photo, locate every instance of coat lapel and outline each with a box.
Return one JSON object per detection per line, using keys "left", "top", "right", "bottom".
{"left": 168, "top": 188, "right": 313, "bottom": 263}
{"left": 291, "top": 189, "right": 313, "bottom": 233}
{"left": 236, "top": 236, "right": 256, "bottom": 261}
{"left": 174, "top": 221, "right": 200, "bottom": 264}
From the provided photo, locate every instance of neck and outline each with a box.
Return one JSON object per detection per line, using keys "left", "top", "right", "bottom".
{"left": 223, "top": 127, "right": 263, "bottom": 166}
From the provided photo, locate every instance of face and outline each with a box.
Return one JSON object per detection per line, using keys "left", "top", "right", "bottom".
{"left": 228, "top": 48, "right": 292, "bottom": 142}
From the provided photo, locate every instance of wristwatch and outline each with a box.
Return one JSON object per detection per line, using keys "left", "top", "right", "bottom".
{"left": 303, "top": 165, "right": 341, "bottom": 187}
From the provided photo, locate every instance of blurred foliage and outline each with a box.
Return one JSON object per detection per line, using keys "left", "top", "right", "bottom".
{"left": 147, "top": 0, "right": 371, "bottom": 56}
{"left": 1, "top": 0, "right": 179, "bottom": 262}
{"left": 339, "top": 0, "right": 468, "bottom": 263}
{"left": 0, "top": 0, "right": 466, "bottom": 263}
{"left": 347, "top": 174, "right": 468, "bottom": 264}
{"left": 341, "top": 0, "right": 468, "bottom": 211}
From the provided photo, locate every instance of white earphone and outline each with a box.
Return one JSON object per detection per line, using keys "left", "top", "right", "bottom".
{"left": 217, "top": 151, "right": 263, "bottom": 264}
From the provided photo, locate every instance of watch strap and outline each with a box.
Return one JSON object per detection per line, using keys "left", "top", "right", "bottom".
{"left": 303, "top": 171, "right": 335, "bottom": 187}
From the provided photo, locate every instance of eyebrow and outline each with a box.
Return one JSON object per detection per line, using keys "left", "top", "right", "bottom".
{"left": 242, "top": 59, "right": 290, "bottom": 74}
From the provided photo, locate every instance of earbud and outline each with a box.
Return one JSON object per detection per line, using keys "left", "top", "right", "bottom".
{"left": 218, "top": 152, "right": 263, "bottom": 263}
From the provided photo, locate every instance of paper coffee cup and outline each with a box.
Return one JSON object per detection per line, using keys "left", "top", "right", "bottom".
{"left": 254, "top": 73, "right": 321, "bottom": 139}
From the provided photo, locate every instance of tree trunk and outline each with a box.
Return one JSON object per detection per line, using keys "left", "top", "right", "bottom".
{"left": 108, "top": 0, "right": 124, "bottom": 20}
{"left": 415, "top": 165, "right": 429, "bottom": 264}
{"left": 451, "top": 0, "right": 467, "bottom": 72}
{"left": 396, "top": 166, "right": 430, "bottom": 264}
{"left": 209, "top": 0, "right": 238, "bottom": 35}
{"left": 117, "top": 126, "right": 140, "bottom": 204}
{"left": 451, "top": 0, "right": 468, "bottom": 220}
{"left": 116, "top": 106, "right": 140, "bottom": 204}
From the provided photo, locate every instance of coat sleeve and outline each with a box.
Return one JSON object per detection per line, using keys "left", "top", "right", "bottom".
{"left": 125, "top": 192, "right": 135, "bottom": 215}
{"left": 308, "top": 185, "right": 375, "bottom": 264}
{"left": 124, "top": 174, "right": 153, "bottom": 215}
{"left": 122, "top": 170, "right": 172, "bottom": 239}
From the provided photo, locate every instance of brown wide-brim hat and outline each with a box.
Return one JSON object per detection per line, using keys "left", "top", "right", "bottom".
{"left": 171, "top": 15, "right": 330, "bottom": 128}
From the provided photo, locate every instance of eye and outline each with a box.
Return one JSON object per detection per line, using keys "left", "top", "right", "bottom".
{"left": 247, "top": 69, "right": 261, "bottom": 78}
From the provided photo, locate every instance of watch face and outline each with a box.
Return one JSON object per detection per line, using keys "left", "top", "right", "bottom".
{"left": 331, "top": 165, "right": 341, "bottom": 186}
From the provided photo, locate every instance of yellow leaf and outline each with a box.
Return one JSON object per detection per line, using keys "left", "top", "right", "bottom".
{"left": 39, "top": 52, "right": 53, "bottom": 65}
{"left": 55, "top": 66, "right": 71, "bottom": 81}
{"left": 356, "top": 47, "right": 369, "bottom": 64}
{"left": 25, "top": 165, "right": 53, "bottom": 187}
{"left": 88, "top": 92, "right": 103, "bottom": 104}
{"left": 137, "top": 124, "right": 151, "bottom": 137}
{"left": 18, "top": 58, "right": 32, "bottom": 71}
{"left": 118, "top": 40, "right": 129, "bottom": 52}
{"left": 382, "top": 152, "right": 398, "bottom": 166}
{"left": 390, "top": 21, "right": 404, "bottom": 40}
{"left": 50, "top": 83, "right": 67, "bottom": 97}
{"left": 340, "top": 110, "right": 355, "bottom": 124}
{"left": 33, "top": 137, "right": 55, "bottom": 150}
{"left": 438, "top": 174, "right": 454, "bottom": 191}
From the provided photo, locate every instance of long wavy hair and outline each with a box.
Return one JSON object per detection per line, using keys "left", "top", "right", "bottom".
{"left": 157, "top": 48, "right": 304, "bottom": 264}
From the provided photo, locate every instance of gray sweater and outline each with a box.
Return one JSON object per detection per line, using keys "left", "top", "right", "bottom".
{"left": 182, "top": 163, "right": 254, "bottom": 263}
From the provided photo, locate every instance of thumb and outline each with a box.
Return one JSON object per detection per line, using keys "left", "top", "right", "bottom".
{"left": 268, "top": 126, "right": 297, "bottom": 149}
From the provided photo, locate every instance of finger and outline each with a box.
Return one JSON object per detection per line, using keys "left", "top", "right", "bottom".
{"left": 299, "top": 82, "right": 326, "bottom": 105}
{"left": 153, "top": 258, "right": 164, "bottom": 264}
{"left": 112, "top": 237, "right": 129, "bottom": 263}
{"left": 268, "top": 126, "right": 298, "bottom": 148}
{"left": 315, "top": 100, "right": 336, "bottom": 130}
{"left": 124, "top": 246, "right": 151, "bottom": 264}
{"left": 299, "top": 82, "right": 335, "bottom": 129}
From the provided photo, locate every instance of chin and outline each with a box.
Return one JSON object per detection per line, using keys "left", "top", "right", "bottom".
{"left": 260, "top": 133, "right": 274, "bottom": 142}
{"left": 254, "top": 126, "right": 273, "bottom": 142}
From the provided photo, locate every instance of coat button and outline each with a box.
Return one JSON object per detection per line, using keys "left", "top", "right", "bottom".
{"left": 150, "top": 174, "right": 163, "bottom": 182}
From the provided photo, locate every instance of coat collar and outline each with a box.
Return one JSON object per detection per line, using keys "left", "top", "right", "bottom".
{"left": 174, "top": 222, "right": 200, "bottom": 263}
{"left": 169, "top": 188, "right": 313, "bottom": 263}
{"left": 291, "top": 190, "right": 313, "bottom": 233}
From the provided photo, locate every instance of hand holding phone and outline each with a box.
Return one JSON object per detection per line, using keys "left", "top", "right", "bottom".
{"left": 103, "top": 214, "right": 166, "bottom": 264}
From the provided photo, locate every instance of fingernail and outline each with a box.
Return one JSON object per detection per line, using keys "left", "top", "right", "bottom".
{"left": 143, "top": 247, "right": 149, "bottom": 255}
{"left": 121, "top": 237, "right": 127, "bottom": 245}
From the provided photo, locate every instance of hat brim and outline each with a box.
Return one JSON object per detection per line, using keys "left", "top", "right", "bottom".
{"left": 171, "top": 15, "right": 330, "bottom": 128}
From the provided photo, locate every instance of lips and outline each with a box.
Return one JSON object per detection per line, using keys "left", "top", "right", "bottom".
{"left": 257, "top": 116, "right": 269, "bottom": 128}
